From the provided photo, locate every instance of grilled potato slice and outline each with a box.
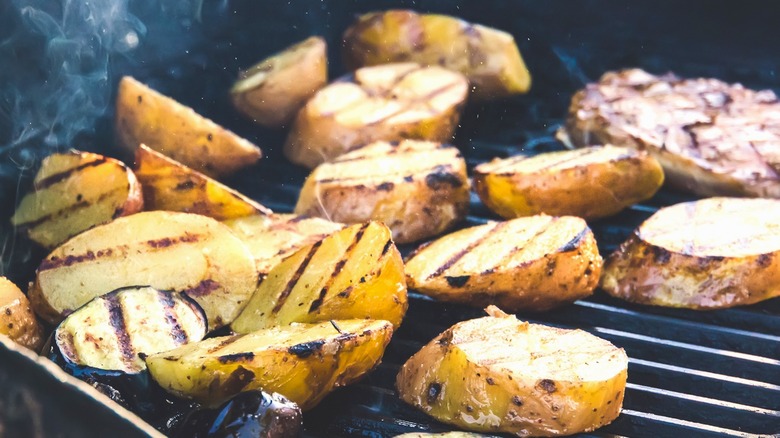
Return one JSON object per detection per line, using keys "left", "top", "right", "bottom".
{"left": 116, "top": 76, "right": 262, "bottom": 177}
{"left": 473, "top": 146, "right": 664, "bottom": 220}
{"left": 602, "top": 197, "right": 780, "bottom": 309}
{"left": 0, "top": 277, "right": 43, "bottom": 351}
{"left": 405, "top": 216, "right": 602, "bottom": 312}
{"left": 284, "top": 63, "right": 468, "bottom": 168}
{"left": 231, "top": 222, "right": 407, "bottom": 333}
{"left": 29, "top": 211, "right": 257, "bottom": 329}
{"left": 134, "top": 144, "right": 272, "bottom": 220}
{"left": 223, "top": 213, "right": 344, "bottom": 277}
{"left": 397, "top": 306, "right": 627, "bottom": 436}
{"left": 54, "top": 286, "right": 207, "bottom": 373}
{"left": 295, "top": 140, "right": 469, "bottom": 244}
{"left": 231, "top": 36, "right": 327, "bottom": 128}
{"left": 147, "top": 319, "right": 393, "bottom": 410}
{"left": 11, "top": 150, "right": 143, "bottom": 249}
{"left": 342, "top": 10, "right": 531, "bottom": 100}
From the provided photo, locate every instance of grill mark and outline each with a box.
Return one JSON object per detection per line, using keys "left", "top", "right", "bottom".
{"left": 183, "top": 279, "right": 220, "bottom": 298}
{"left": 206, "top": 335, "right": 243, "bottom": 354}
{"left": 365, "top": 80, "right": 464, "bottom": 126}
{"left": 56, "top": 330, "right": 80, "bottom": 364}
{"left": 315, "top": 163, "right": 448, "bottom": 185}
{"left": 309, "top": 223, "right": 369, "bottom": 313}
{"left": 38, "top": 246, "right": 123, "bottom": 271}
{"left": 534, "top": 148, "right": 601, "bottom": 172}
{"left": 217, "top": 352, "right": 255, "bottom": 364}
{"left": 35, "top": 157, "right": 108, "bottom": 190}
{"left": 104, "top": 294, "right": 136, "bottom": 370}
{"left": 273, "top": 240, "right": 323, "bottom": 313}
{"left": 427, "top": 222, "right": 506, "bottom": 280}
{"left": 380, "top": 239, "right": 393, "bottom": 257}
{"left": 484, "top": 154, "right": 530, "bottom": 174}
{"left": 559, "top": 227, "right": 589, "bottom": 252}
{"left": 493, "top": 218, "right": 557, "bottom": 272}
{"left": 14, "top": 186, "right": 125, "bottom": 229}
{"left": 158, "top": 291, "right": 188, "bottom": 344}
{"left": 146, "top": 232, "right": 201, "bottom": 249}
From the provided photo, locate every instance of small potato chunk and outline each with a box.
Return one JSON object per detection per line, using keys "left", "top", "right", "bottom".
{"left": 231, "top": 222, "right": 407, "bottom": 333}
{"left": 147, "top": 319, "right": 393, "bottom": 410}
{"left": 29, "top": 211, "right": 257, "bottom": 329}
{"left": 116, "top": 76, "right": 262, "bottom": 177}
{"left": 11, "top": 150, "right": 143, "bottom": 249}
{"left": 343, "top": 10, "right": 531, "bottom": 100}
{"left": 396, "top": 307, "right": 628, "bottom": 436}
{"left": 284, "top": 63, "right": 468, "bottom": 168}
{"left": 0, "top": 277, "right": 43, "bottom": 351}
{"left": 602, "top": 197, "right": 780, "bottom": 309}
{"left": 295, "top": 140, "right": 469, "bottom": 243}
{"left": 223, "top": 213, "right": 344, "bottom": 277}
{"left": 135, "top": 144, "right": 272, "bottom": 220}
{"left": 231, "top": 36, "right": 327, "bottom": 128}
{"left": 405, "top": 216, "right": 602, "bottom": 312}
{"left": 473, "top": 146, "right": 664, "bottom": 220}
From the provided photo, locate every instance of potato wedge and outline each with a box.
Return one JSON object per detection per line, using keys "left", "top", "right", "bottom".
{"left": 29, "top": 211, "right": 257, "bottom": 329}
{"left": 473, "top": 146, "right": 664, "bottom": 220}
{"left": 231, "top": 36, "right": 327, "bottom": 128}
{"left": 147, "top": 319, "right": 393, "bottom": 410}
{"left": 405, "top": 216, "right": 602, "bottom": 312}
{"left": 223, "top": 213, "right": 344, "bottom": 277}
{"left": 602, "top": 197, "right": 780, "bottom": 309}
{"left": 343, "top": 10, "right": 531, "bottom": 100}
{"left": 134, "top": 144, "right": 272, "bottom": 220}
{"left": 0, "top": 277, "right": 43, "bottom": 351}
{"left": 284, "top": 63, "right": 468, "bottom": 168}
{"left": 295, "top": 139, "right": 469, "bottom": 243}
{"left": 11, "top": 150, "right": 143, "bottom": 249}
{"left": 396, "top": 306, "right": 627, "bottom": 436}
{"left": 116, "top": 76, "right": 262, "bottom": 177}
{"left": 231, "top": 222, "right": 407, "bottom": 333}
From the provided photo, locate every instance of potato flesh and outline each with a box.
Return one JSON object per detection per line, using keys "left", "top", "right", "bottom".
{"left": 11, "top": 151, "right": 142, "bottom": 249}
{"left": 0, "top": 277, "right": 43, "bottom": 351}
{"left": 473, "top": 146, "right": 664, "bottom": 219}
{"left": 146, "top": 319, "right": 393, "bottom": 410}
{"left": 295, "top": 139, "right": 470, "bottom": 243}
{"left": 135, "top": 144, "right": 272, "bottom": 220}
{"left": 231, "top": 221, "right": 407, "bottom": 332}
{"left": 396, "top": 313, "right": 627, "bottom": 436}
{"left": 30, "top": 211, "right": 257, "bottom": 329}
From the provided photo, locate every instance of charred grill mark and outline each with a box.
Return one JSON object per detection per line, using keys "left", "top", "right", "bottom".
{"left": 38, "top": 250, "right": 97, "bottom": 271}
{"left": 534, "top": 148, "right": 600, "bottom": 173}
{"left": 158, "top": 291, "right": 188, "bottom": 344}
{"left": 490, "top": 217, "right": 557, "bottom": 272}
{"left": 146, "top": 232, "right": 201, "bottom": 249}
{"left": 559, "top": 227, "right": 589, "bottom": 252}
{"left": 104, "top": 294, "right": 136, "bottom": 370}
{"left": 309, "top": 223, "right": 369, "bottom": 313}
{"left": 15, "top": 184, "right": 127, "bottom": 230}
{"left": 206, "top": 335, "right": 243, "bottom": 354}
{"left": 425, "top": 165, "right": 464, "bottom": 190}
{"left": 184, "top": 279, "right": 220, "bottom": 297}
{"left": 220, "top": 366, "right": 255, "bottom": 395}
{"left": 427, "top": 222, "right": 505, "bottom": 279}
{"left": 217, "top": 352, "right": 255, "bottom": 364}
{"left": 485, "top": 154, "right": 530, "bottom": 174}
{"left": 35, "top": 158, "right": 108, "bottom": 190}
{"left": 273, "top": 240, "right": 323, "bottom": 313}
{"left": 377, "top": 182, "right": 394, "bottom": 191}
{"left": 288, "top": 340, "right": 326, "bottom": 358}
{"left": 380, "top": 239, "right": 393, "bottom": 257}
{"left": 445, "top": 275, "right": 470, "bottom": 288}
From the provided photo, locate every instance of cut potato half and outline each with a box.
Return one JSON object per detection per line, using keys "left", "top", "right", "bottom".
{"left": 116, "top": 76, "right": 262, "bottom": 177}
{"left": 29, "top": 211, "right": 257, "bottom": 329}
{"left": 295, "top": 139, "right": 469, "bottom": 243}
{"left": 602, "top": 197, "right": 780, "bottom": 308}
{"left": 405, "top": 216, "right": 602, "bottom": 312}
{"left": 0, "top": 277, "right": 43, "bottom": 351}
{"left": 473, "top": 146, "right": 664, "bottom": 220}
{"left": 231, "top": 221, "right": 407, "bottom": 333}
{"left": 231, "top": 36, "right": 327, "bottom": 127}
{"left": 284, "top": 63, "right": 468, "bottom": 168}
{"left": 147, "top": 319, "right": 393, "bottom": 410}
{"left": 11, "top": 150, "right": 143, "bottom": 249}
{"left": 396, "top": 306, "right": 627, "bottom": 436}
{"left": 135, "top": 144, "right": 272, "bottom": 220}
{"left": 343, "top": 10, "right": 531, "bottom": 100}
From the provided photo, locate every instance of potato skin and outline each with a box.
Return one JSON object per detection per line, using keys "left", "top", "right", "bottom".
{"left": 473, "top": 147, "right": 664, "bottom": 220}
{"left": 0, "top": 278, "right": 44, "bottom": 351}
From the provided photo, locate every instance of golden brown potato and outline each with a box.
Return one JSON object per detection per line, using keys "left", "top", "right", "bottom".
{"left": 223, "top": 213, "right": 344, "bottom": 277}
{"left": 231, "top": 221, "right": 407, "bottom": 333}
{"left": 602, "top": 197, "right": 780, "bottom": 309}
{"left": 473, "top": 146, "right": 664, "bottom": 220}
{"left": 342, "top": 10, "right": 531, "bottom": 100}
{"left": 0, "top": 277, "right": 43, "bottom": 351}
{"left": 29, "top": 211, "right": 257, "bottom": 329}
{"left": 294, "top": 139, "right": 469, "bottom": 243}
{"left": 284, "top": 63, "right": 468, "bottom": 169}
{"left": 11, "top": 150, "right": 143, "bottom": 249}
{"left": 396, "top": 306, "right": 628, "bottom": 436}
{"left": 116, "top": 76, "right": 262, "bottom": 177}
{"left": 405, "top": 216, "right": 602, "bottom": 312}
{"left": 231, "top": 36, "right": 327, "bottom": 128}
{"left": 147, "top": 319, "right": 393, "bottom": 410}
{"left": 134, "top": 144, "right": 272, "bottom": 220}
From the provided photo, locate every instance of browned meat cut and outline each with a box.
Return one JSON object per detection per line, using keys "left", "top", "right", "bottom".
{"left": 563, "top": 68, "right": 780, "bottom": 197}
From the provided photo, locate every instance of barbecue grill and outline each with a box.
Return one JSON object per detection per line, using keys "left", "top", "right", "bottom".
{"left": 1, "top": 1, "right": 778, "bottom": 437}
